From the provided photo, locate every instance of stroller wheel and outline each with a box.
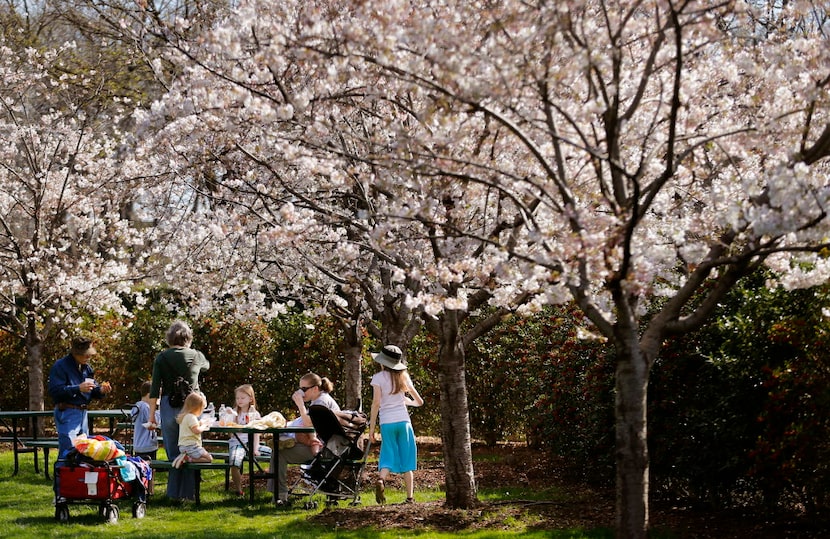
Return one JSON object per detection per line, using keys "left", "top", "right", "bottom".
{"left": 55, "top": 504, "right": 69, "bottom": 523}
{"left": 133, "top": 502, "right": 146, "bottom": 519}
{"left": 325, "top": 499, "right": 339, "bottom": 507}
{"left": 104, "top": 505, "right": 119, "bottom": 524}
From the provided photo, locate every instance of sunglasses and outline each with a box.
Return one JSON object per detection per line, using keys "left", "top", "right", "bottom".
{"left": 300, "top": 385, "right": 317, "bottom": 392}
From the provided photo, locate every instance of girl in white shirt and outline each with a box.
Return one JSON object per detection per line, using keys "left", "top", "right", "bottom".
{"left": 228, "top": 384, "right": 262, "bottom": 496}
{"left": 368, "top": 345, "right": 424, "bottom": 505}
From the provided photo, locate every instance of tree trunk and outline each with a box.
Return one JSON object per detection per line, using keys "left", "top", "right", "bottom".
{"left": 436, "top": 311, "right": 478, "bottom": 509}
{"left": 25, "top": 323, "right": 46, "bottom": 436}
{"left": 614, "top": 344, "right": 650, "bottom": 539}
{"left": 340, "top": 318, "right": 364, "bottom": 410}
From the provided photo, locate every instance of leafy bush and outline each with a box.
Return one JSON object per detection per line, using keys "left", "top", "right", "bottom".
{"left": 650, "top": 276, "right": 830, "bottom": 512}
{"left": 520, "top": 305, "right": 615, "bottom": 484}
{"left": 0, "top": 332, "right": 29, "bottom": 410}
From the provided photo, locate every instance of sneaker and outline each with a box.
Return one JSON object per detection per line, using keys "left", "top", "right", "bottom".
{"left": 275, "top": 498, "right": 291, "bottom": 509}
{"left": 375, "top": 480, "right": 386, "bottom": 505}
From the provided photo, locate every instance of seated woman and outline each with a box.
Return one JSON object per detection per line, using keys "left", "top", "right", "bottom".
{"left": 269, "top": 372, "right": 340, "bottom": 506}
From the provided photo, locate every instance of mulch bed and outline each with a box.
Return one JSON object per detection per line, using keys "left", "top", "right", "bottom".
{"left": 308, "top": 440, "right": 830, "bottom": 538}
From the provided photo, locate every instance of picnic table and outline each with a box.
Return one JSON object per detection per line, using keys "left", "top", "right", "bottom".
{"left": 0, "top": 410, "right": 54, "bottom": 475}
{"left": 210, "top": 424, "right": 314, "bottom": 505}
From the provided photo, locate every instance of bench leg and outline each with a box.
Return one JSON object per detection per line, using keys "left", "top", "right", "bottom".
{"left": 43, "top": 448, "right": 50, "bottom": 480}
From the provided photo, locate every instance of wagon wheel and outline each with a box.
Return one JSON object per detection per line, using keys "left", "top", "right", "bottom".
{"left": 104, "top": 504, "right": 119, "bottom": 524}
{"left": 133, "top": 502, "right": 146, "bottom": 519}
{"left": 55, "top": 504, "right": 69, "bottom": 523}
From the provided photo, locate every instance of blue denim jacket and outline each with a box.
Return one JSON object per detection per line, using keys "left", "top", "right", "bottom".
{"left": 48, "top": 353, "right": 103, "bottom": 406}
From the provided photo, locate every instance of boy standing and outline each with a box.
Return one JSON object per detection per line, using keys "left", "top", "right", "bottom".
{"left": 132, "top": 381, "right": 160, "bottom": 460}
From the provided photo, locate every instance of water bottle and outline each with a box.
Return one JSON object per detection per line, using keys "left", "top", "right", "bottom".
{"left": 201, "top": 401, "right": 215, "bottom": 422}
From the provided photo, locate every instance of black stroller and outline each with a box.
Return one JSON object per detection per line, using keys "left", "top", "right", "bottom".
{"left": 287, "top": 405, "right": 369, "bottom": 508}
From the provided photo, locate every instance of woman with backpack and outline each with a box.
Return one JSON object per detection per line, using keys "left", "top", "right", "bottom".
{"left": 147, "top": 320, "right": 210, "bottom": 500}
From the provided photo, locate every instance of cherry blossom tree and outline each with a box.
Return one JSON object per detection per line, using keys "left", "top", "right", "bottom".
{"left": 0, "top": 40, "right": 153, "bottom": 411}
{"left": 125, "top": 0, "right": 830, "bottom": 535}
{"left": 256, "top": 1, "right": 827, "bottom": 536}
{"left": 0, "top": 28, "right": 269, "bottom": 412}
{"left": 125, "top": 0, "right": 543, "bottom": 509}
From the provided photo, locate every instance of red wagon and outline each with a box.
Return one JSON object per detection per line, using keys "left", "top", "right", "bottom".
{"left": 54, "top": 459, "right": 147, "bottom": 524}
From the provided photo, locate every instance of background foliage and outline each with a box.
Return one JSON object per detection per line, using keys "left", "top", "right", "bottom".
{"left": 2, "top": 278, "right": 830, "bottom": 513}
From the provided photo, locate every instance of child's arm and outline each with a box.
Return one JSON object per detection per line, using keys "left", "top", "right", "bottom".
{"left": 405, "top": 378, "right": 424, "bottom": 407}
{"left": 190, "top": 422, "right": 210, "bottom": 434}
{"left": 190, "top": 416, "right": 212, "bottom": 434}
{"left": 190, "top": 421, "right": 210, "bottom": 434}
{"left": 251, "top": 409, "right": 261, "bottom": 453}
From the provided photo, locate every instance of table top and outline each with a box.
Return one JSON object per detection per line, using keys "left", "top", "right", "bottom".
{"left": 209, "top": 424, "right": 314, "bottom": 435}
{"left": 0, "top": 408, "right": 131, "bottom": 419}
{"left": 87, "top": 408, "right": 132, "bottom": 418}
{"left": 0, "top": 410, "right": 54, "bottom": 419}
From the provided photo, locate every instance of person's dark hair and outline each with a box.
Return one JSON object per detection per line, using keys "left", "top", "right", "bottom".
{"left": 140, "top": 380, "right": 152, "bottom": 396}
{"left": 71, "top": 336, "right": 95, "bottom": 356}
{"left": 165, "top": 320, "right": 193, "bottom": 347}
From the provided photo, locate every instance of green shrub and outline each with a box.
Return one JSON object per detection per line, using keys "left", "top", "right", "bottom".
{"left": 650, "top": 276, "right": 830, "bottom": 512}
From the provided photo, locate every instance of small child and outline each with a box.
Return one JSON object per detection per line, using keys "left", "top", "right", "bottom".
{"left": 172, "top": 392, "right": 213, "bottom": 469}
{"left": 131, "top": 380, "right": 161, "bottom": 460}
{"left": 228, "top": 384, "right": 262, "bottom": 496}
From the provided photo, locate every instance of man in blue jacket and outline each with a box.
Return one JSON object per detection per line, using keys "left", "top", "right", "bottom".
{"left": 48, "top": 336, "right": 112, "bottom": 459}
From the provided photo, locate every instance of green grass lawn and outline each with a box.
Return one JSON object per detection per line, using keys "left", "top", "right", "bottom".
{"left": 0, "top": 447, "right": 611, "bottom": 539}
